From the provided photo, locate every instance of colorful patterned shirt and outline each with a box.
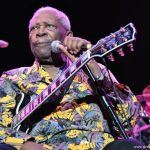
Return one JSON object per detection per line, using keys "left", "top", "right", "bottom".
{"left": 0, "top": 61, "right": 139, "bottom": 149}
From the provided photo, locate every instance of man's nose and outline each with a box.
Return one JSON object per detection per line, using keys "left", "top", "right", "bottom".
{"left": 36, "top": 26, "right": 48, "bottom": 37}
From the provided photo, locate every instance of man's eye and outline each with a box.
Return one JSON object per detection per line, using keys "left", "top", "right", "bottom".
{"left": 30, "top": 26, "right": 39, "bottom": 32}
{"left": 46, "top": 24, "right": 57, "bottom": 30}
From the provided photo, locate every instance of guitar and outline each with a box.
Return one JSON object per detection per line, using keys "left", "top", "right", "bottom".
{"left": 11, "top": 22, "right": 136, "bottom": 131}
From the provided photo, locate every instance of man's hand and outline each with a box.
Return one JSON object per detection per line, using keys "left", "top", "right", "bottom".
{"left": 58, "top": 36, "right": 103, "bottom": 80}
{"left": 63, "top": 36, "right": 91, "bottom": 55}
{"left": 57, "top": 36, "right": 91, "bottom": 62}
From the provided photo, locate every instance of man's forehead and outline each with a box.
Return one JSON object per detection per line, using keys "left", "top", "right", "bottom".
{"left": 29, "top": 10, "right": 58, "bottom": 27}
{"left": 33, "top": 11, "right": 57, "bottom": 21}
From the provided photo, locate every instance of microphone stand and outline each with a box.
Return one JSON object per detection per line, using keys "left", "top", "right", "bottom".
{"left": 83, "top": 63, "right": 128, "bottom": 139}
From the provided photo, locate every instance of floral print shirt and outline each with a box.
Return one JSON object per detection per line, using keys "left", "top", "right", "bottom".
{"left": 0, "top": 61, "right": 139, "bottom": 150}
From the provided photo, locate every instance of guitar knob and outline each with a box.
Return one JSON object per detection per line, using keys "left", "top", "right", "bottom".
{"left": 107, "top": 53, "right": 115, "bottom": 61}
{"left": 123, "top": 37, "right": 128, "bottom": 42}
{"left": 120, "top": 27, "right": 126, "bottom": 32}
{"left": 101, "top": 47, "right": 107, "bottom": 53}
{"left": 117, "top": 48, "right": 125, "bottom": 56}
{"left": 111, "top": 33, "right": 116, "bottom": 38}
{"left": 113, "top": 43, "right": 117, "bottom": 47}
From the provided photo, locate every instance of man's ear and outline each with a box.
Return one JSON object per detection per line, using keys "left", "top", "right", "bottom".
{"left": 66, "top": 31, "right": 73, "bottom": 37}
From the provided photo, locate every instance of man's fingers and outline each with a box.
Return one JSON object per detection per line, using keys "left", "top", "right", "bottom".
{"left": 63, "top": 36, "right": 91, "bottom": 52}
{"left": 58, "top": 44, "right": 75, "bottom": 62}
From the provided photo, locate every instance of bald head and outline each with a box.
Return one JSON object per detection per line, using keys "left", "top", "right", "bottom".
{"left": 29, "top": 6, "right": 71, "bottom": 32}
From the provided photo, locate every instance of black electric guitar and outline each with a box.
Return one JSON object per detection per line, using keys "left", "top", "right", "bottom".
{"left": 11, "top": 22, "right": 136, "bottom": 131}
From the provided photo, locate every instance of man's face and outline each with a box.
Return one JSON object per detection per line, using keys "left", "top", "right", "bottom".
{"left": 29, "top": 10, "right": 67, "bottom": 62}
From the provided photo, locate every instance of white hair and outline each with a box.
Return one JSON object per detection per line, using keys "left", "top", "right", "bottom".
{"left": 29, "top": 6, "right": 71, "bottom": 31}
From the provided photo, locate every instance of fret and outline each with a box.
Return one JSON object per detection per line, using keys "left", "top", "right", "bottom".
{"left": 31, "top": 101, "right": 35, "bottom": 110}
{"left": 20, "top": 110, "right": 25, "bottom": 120}
{"left": 48, "top": 86, "right": 52, "bottom": 95}
{"left": 24, "top": 104, "right": 30, "bottom": 116}
{"left": 70, "top": 64, "right": 76, "bottom": 73}
{"left": 76, "top": 60, "right": 82, "bottom": 68}
{"left": 42, "top": 88, "right": 49, "bottom": 100}
{"left": 65, "top": 70, "right": 70, "bottom": 78}
{"left": 56, "top": 79, "right": 60, "bottom": 87}
{"left": 59, "top": 74, "right": 66, "bottom": 83}
{"left": 32, "top": 99, "right": 39, "bottom": 108}
{"left": 51, "top": 83, "right": 56, "bottom": 92}
{"left": 82, "top": 52, "right": 90, "bottom": 61}
{"left": 27, "top": 102, "right": 32, "bottom": 115}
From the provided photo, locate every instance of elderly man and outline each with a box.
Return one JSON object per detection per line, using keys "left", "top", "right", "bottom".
{"left": 0, "top": 6, "right": 140, "bottom": 150}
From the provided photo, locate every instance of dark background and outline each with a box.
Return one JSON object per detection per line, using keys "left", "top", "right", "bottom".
{"left": 0, "top": 0, "right": 149, "bottom": 95}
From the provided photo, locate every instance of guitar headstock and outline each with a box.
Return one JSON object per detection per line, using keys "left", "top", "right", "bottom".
{"left": 91, "top": 22, "right": 136, "bottom": 61}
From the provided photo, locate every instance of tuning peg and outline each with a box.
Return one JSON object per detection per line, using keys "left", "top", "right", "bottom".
{"left": 120, "top": 27, "right": 126, "bottom": 32}
{"left": 117, "top": 48, "right": 125, "bottom": 56}
{"left": 113, "top": 43, "right": 117, "bottom": 47}
{"left": 127, "top": 43, "right": 134, "bottom": 51}
{"left": 107, "top": 53, "right": 115, "bottom": 61}
{"left": 111, "top": 33, "right": 116, "bottom": 38}
{"left": 122, "top": 37, "right": 128, "bottom": 42}
{"left": 101, "top": 46, "right": 107, "bottom": 53}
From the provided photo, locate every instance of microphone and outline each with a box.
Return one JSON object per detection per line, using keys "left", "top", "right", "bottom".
{"left": 51, "top": 40, "right": 92, "bottom": 53}
{"left": 0, "top": 40, "right": 9, "bottom": 48}
{"left": 51, "top": 40, "right": 62, "bottom": 53}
